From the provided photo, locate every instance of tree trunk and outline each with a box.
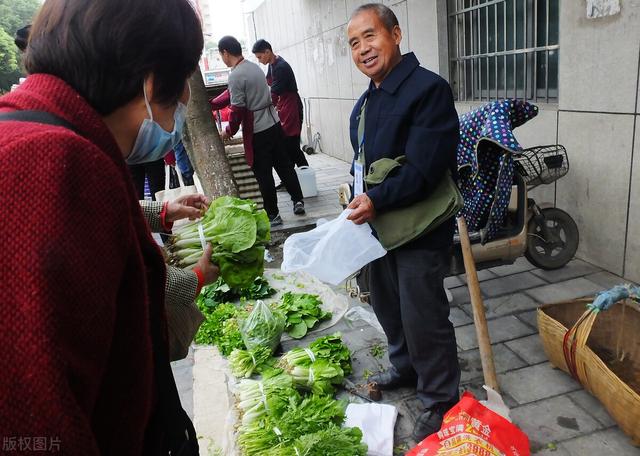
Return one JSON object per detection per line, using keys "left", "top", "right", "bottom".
{"left": 183, "top": 70, "right": 238, "bottom": 198}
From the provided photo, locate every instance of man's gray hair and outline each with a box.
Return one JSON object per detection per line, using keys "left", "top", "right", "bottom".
{"left": 350, "top": 3, "right": 399, "bottom": 32}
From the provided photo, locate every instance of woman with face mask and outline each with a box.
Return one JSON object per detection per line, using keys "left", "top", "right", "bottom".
{"left": 0, "top": 0, "right": 214, "bottom": 454}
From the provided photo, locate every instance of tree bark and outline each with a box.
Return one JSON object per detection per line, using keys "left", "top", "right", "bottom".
{"left": 183, "top": 70, "right": 238, "bottom": 198}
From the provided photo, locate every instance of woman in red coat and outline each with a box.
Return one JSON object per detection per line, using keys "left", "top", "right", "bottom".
{"left": 0, "top": 0, "right": 215, "bottom": 454}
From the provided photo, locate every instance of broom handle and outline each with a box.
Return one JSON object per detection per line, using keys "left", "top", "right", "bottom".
{"left": 457, "top": 217, "right": 500, "bottom": 391}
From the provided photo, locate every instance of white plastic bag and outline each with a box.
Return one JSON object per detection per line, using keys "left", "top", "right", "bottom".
{"left": 345, "top": 403, "right": 398, "bottom": 456}
{"left": 281, "top": 209, "right": 386, "bottom": 285}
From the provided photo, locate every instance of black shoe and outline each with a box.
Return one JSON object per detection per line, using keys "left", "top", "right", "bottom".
{"left": 412, "top": 407, "right": 446, "bottom": 442}
{"left": 275, "top": 182, "right": 285, "bottom": 191}
{"left": 269, "top": 214, "right": 283, "bottom": 227}
{"left": 293, "top": 201, "right": 305, "bottom": 215}
{"left": 368, "top": 367, "right": 417, "bottom": 390}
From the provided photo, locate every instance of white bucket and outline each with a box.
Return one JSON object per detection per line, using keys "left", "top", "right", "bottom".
{"left": 295, "top": 166, "right": 318, "bottom": 198}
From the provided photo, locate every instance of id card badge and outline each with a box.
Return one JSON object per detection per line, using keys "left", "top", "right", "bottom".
{"left": 354, "top": 160, "right": 364, "bottom": 196}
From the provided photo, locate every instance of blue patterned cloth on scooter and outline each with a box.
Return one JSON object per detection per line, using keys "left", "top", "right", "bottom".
{"left": 456, "top": 99, "right": 538, "bottom": 243}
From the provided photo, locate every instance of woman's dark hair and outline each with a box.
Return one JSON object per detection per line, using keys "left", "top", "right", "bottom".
{"left": 218, "top": 36, "right": 242, "bottom": 57}
{"left": 24, "top": 0, "right": 203, "bottom": 115}
{"left": 14, "top": 25, "right": 31, "bottom": 52}
{"left": 251, "top": 39, "right": 272, "bottom": 54}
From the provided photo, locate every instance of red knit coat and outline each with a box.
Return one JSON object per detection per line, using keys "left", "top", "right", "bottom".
{"left": 0, "top": 75, "right": 169, "bottom": 455}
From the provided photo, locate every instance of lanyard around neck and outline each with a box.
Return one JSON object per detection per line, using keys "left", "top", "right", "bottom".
{"left": 357, "top": 96, "right": 368, "bottom": 163}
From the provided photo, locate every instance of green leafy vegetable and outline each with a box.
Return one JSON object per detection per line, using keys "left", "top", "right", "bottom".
{"left": 276, "top": 292, "right": 332, "bottom": 339}
{"left": 263, "top": 425, "right": 368, "bottom": 456}
{"left": 166, "top": 196, "right": 270, "bottom": 288}
{"left": 229, "top": 346, "right": 274, "bottom": 378}
{"left": 289, "top": 359, "right": 345, "bottom": 395}
{"left": 278, "top": 334, "right": 352, "bottom": 377}
{"left": 194, "top": 302, "right": 246, "bottom": 356}
{"left": 239, "top": 300, "right": 285, "bottom": 353}
{"left": 235, "top": 374, "right": 300, "bottom": 427}
{"left": 237, "top": 395, "right": 347, "bottom": 456}
{"left": 196, "top": 276, "right": 277, "bottom": 310}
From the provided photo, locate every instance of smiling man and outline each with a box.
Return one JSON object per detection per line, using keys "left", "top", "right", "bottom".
{"left": 346, "top": 3, "right": 461, "bottom": 442}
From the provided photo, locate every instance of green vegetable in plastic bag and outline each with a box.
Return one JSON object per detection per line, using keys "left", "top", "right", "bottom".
{"left": 239, "top": 300, "right": 285, "bottom": 353}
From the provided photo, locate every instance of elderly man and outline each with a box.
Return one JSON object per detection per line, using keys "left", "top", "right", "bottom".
{"left": 346, "top": 3, "right": 461, "bottom": 441}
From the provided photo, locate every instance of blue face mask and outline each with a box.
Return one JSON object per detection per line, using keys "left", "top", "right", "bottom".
{"left": 126, "top": 83, "right": 188, "bottom": 165}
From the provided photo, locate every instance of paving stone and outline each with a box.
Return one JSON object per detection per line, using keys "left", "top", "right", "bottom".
{"left": 480, "top": 272, "right": 547, "bottom": 298}
{"left": 455, "top": 315, "right": 536, "bottom": 350}
{"left": 559, "top": 428, "right": 640, "bottom": 455}
{"left": 531, "top": 445, "right": 571, "bottom": 455}
{"left": 518, "top": 310, "right": 539, "bottom": 329}
{"left": 530, "top": 259, "right": 601, "bottom": 283}
{"left": 489, "top": 256, "right": 537, "bottom": 277}
{"left": 449, "top": 306, "right": 473, "bottom": 327}
{"left": 461, "top": 293, "right": 539, "bottom": 319}
{"left": 505, "top": 334, "right": 549, "bottom": 365}
{"left": 510, "top": 395, "right": 602, "bottom": 452}
{"left": 460, "top": 380, "right": 519, "bottom": 408}
{"left": 525, "top": 277, "right": 602, "bottom": 304}
{"left": 458, "top": 343, "right": 528, "bottom": 383}
{"left": 584, "top": 271, "right": 633, "bottom": 289}
{"left": 444, "top": 275, "right": 465, "bottom": 288}
{"left": 403, "top": 396, "right": 426, "bottom": 421}
{"left": 394, "top": 401, "right": 419, "bottom": 447}
{"left": 568, "top": 390, "right": 616, "bottom": 427}
{"left": 450, "top": 285, "right": 473, "bottom": 305}
{"left": 460, "top": 269, "right": 499, "bottom": 283}
{"left": 349, "top": 345, "right": 391, "bottom": 384}
{"left": 171, "top": 348, "right": 194, "bottom": 419}
{"left": 500, "top": 362, "right": 582, "bottom": 404}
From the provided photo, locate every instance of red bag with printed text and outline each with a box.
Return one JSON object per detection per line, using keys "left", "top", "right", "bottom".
{"left": 407, "top": 392, "right": 530, "bottom": 456}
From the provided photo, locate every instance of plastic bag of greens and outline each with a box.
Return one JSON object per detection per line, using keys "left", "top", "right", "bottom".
{"left": 239, "top": 300, "right": 285, "bottom": 353}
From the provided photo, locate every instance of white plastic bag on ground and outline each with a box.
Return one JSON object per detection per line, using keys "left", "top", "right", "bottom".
{"left": 345, "top": 403, "right": 398, "bottom": 456}
{"left": 281, "top": 209, "right": 387, "bottom": 285}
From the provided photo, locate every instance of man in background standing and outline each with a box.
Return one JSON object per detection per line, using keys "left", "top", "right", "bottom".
{"left": 211, "top": 35, "right": 305, "bottom": 226}
{"left": 252, "top": 39, "right": 309, "bottom": 172}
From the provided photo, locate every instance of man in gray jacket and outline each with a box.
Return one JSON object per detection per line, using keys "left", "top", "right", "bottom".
{"left": 212, "top": 36, "right": 305, "bottom": 226}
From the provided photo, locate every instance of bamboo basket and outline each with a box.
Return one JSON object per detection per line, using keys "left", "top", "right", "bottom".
{"left": 537, "top": 295, "right": 640, "bottom": 445}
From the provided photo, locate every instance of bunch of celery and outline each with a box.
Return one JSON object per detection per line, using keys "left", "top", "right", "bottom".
{"left": 166, "top": 196, "right": 270, "bottom": 288}
{"left": 235, "top": 374, "right": 300, "bottom": 427}
{"left": 237, "top": 395, "right": 347, "bottom": 456}
{"left": 229, "top": 346, "right": 274, "bottom": 378}
{"left": 289, "top": 359, "right": 345, "bottom": 395}
{"left": 262, "top": 425, "right": 368, "bottom": 456}
{"left": 278, "top": 334, "right": 352, "bottom": 376}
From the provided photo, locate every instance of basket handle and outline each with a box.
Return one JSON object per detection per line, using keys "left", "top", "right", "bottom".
{"left": 562, "top": 284, "right": 639, "bottom": 381}
{"left": 588, "top": 284, "right": 640, "bottom": 312}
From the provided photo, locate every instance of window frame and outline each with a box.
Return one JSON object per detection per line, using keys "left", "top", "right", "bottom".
{"left": 447, "top": 0, "right": 559, "bottom": 103}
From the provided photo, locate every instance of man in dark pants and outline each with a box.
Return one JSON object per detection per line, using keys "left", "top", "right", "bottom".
{"left": 252, "top": 39, "right": 308, "bottom": 169}
{"left": 210, "top": 36, "right": 305, "bottom": 226}
{"left": 346, "top": 3, "right": 461, "bottom": 442}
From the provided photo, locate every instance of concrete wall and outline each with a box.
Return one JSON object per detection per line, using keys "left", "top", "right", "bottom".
{"left": 251, "top": 0, "right": 640, "bottom": 281}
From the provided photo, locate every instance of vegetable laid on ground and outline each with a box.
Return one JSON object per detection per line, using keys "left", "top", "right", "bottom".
{"left": 276, "top": 292, "right": 332, "bottom": 339}
{"left": 239, "top": 300, "right": 285, "bottom": 354}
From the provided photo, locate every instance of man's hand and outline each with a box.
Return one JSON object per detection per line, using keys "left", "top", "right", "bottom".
{"left": 221, "top": 129, "right": 232, "bottom": 141}
{"left": 166, "top": 194, "right": 210, "bottom": 223}
{"left": 347, "top": 193, "right": 376, "bottom": 225}
{"left": 195, "top": 243, "right": 220, "bottom": 286}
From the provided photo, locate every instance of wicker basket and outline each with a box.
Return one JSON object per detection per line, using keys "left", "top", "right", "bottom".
{"left": 537, "top": 296, "right": 640, "bottom": 445}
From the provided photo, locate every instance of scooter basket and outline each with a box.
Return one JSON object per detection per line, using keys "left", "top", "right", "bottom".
{"left": 537, "top": 295, "right": 640, "bottom": 445}
{"left": 514, "top": 144, "right": 568, "bottom": 187}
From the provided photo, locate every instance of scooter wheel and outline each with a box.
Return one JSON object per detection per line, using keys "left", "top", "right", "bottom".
{"left": 525, "top": 207, "right": 579, "bottom": 270}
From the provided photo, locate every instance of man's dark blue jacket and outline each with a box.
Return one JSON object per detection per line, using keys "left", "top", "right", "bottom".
{"left": 349, "top": 52, "right": 460, "bottom": 249}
